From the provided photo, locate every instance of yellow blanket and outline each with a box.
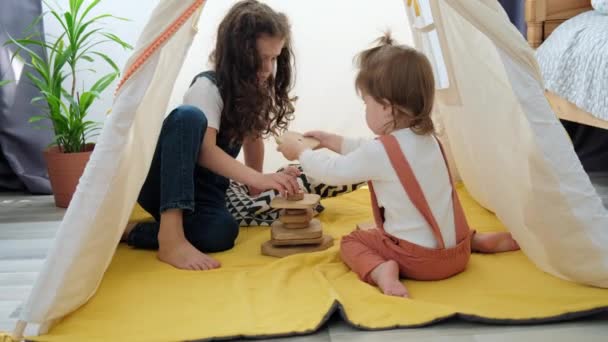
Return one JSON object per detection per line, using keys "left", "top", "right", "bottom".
{"left": 27, "top": 185, "right": 608, "bottom": 342}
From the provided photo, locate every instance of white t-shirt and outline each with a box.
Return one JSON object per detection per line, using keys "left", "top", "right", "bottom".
{"left": 299, "top": 129, "right": 456, "bottom": 248}
{"left": 182, "top": 76, "right": 223, "bottom": 131}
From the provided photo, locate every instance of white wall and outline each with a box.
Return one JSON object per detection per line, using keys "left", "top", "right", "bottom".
{"left": 46, "top": 0, "right": 413, "bottom": 172}
{"left": 173, "top": 0, "right": 413, "bottom": 171}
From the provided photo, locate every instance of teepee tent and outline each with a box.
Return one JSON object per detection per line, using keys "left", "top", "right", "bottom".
{"left": 11, "top": 0, "right": 608, "bottom": 338}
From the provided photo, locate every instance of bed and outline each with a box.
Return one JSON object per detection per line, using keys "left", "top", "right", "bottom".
{"left": 525, "top": 0, "right": 608, "bottom": 128}
{"left": 526, "top": 0, "right": 608, "bottom": 176}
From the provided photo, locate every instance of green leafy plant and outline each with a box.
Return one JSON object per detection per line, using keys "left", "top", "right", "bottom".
{"left": 6, "top": 0, "right": 131, "bottom": 153}
{"left": 0, "top": 80, "right": 12, "bottom": 87}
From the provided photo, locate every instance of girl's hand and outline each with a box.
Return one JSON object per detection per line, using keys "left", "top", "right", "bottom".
{"left": 254, "top": 172, "right": 300, "bottom": 196}
{"left": 277, "top": 134, "right": 308, "bottom": 161}
{"left": 247, "top": 185, "right": 264, "bottom": 196}
{"left": 248, "top": 166, "right": 301, "bottom": 195}
{"left": 281, "top": 165, "right": 302, "bottom": 177}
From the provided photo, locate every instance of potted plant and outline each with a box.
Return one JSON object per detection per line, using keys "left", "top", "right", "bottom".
{"left": 7, "top": 0, "right": 131, "bottom": 207}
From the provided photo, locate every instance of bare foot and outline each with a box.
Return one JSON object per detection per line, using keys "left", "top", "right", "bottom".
{"left": 472, "top": 232, "right": 520, "bottom": 253}
{"left": 121, "top": 222, "right": 138, "bottom": 242}
{"left": 157, "top": 237, "right": 221, "bottom": 271}
{"left": 370, "top": 260, "right": 409, "bottom": 298}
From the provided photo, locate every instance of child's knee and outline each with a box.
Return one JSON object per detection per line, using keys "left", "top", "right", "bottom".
{"left": 340, "top": 233, "right": 364, "bottom": 257}
{"left": 192, "top": 213, "right": 239, "bottom": 253}
{"left": 216, "top": 214, "right": 240, "bottom": 249}
{"left": 340, "top": 230, "right": 370, "bottom": 247}
{"left": 169, "top": 105, "right": 209, "bottom": 129}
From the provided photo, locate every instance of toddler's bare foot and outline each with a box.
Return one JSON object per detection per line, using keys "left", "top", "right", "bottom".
{"left": 121, "top": 222, "right": 138, "bottom": 242}
{"left": 370, "top": 260, "right": 409, "bottom": 298}
{"left": 472, "top": 232, "right": 520, "bottom": 253}
{"left": 158, "top": 236, "right": 221, "bottom": 271}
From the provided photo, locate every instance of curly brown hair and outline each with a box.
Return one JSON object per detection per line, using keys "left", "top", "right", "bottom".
{"left": 211, "top": 0, "right": 296, "bottom": 144}
{"left": 355, "top": 33, "right": 435, "bottom": 135}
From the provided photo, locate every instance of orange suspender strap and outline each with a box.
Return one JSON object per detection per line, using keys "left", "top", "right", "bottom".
{"left": 434, "top": 138, "right": 471, "bottom": 242}
{"left": 378, "top": 135, "right": 446, "bottom": 249}
{"left": 367, "top": 181, "right": 384, "bottom": 230}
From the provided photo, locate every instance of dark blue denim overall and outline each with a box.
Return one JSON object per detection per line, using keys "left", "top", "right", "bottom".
{"left": 127, "top": 71, "right": 241, "bottom": 252}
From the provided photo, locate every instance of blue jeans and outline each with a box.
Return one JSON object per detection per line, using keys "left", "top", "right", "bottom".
{"left": 127, "top": 105, "right": 241, "bottom": 252}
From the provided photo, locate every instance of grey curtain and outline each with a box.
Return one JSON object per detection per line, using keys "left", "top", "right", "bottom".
{"left": 0, "top": 0, "right": 52, "bottom": 193}
{"left": 498, "top": 0, "right": 527, "bottom": 37}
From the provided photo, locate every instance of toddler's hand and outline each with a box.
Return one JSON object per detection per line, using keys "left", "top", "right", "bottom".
{"left": 304, "top": 131, "right": 343, "bottom": 154}
{"left": 277, "top": 134, "right": 308, "bottom": 161}
{"left": 303, "top": 131, "right": 330, "bottom": 149}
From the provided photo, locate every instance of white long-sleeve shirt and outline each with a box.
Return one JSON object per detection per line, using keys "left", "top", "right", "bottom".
{"left": 299, "top": 129, "right": 456, "bottom": 248}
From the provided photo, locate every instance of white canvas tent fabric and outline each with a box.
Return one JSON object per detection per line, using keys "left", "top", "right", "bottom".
{"left": 13, "top": 0, "right": 207, "bottom": 337}
{"left": 422, "top": 0, "right": 608, "bottom": 286}
{"left": 11, "top": 0, "right": 608, "bottom": 338}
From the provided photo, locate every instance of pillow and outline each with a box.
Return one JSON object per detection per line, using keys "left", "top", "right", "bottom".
{"left": 593, "top": 0, "right": 608, "bottom": 14}
{"left": 226, "top": 164, "right": 365, "bottom": 227}
{"left": 131, "top": 164, "right": 365, "bottom": 227}
{"left": 226, "top": 182, "right": 298, "bottom": 227}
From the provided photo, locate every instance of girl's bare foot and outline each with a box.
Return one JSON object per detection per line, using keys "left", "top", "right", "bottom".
{"left": 370, "top": 260, "right": 409, "bottom": 298}
{"left": 154, "top": 208, "right": 221, "bottom": 271}
{"left": 157, "top": 236, "right": 221, "bottom": 271}
{"left": 472, "top": 232, "right": 520, "bottom": 253}
{"left": 121, "top": 222, "right": 138, "bottom": 242}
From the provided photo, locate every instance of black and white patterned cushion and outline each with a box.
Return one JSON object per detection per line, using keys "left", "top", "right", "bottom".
{"left": 226, "top": 164, "right": 364, "bottom": 226}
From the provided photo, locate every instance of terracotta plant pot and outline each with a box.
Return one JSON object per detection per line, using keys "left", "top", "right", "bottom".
{"left": 44, "top": 144, "right": 94, "bottom": 208}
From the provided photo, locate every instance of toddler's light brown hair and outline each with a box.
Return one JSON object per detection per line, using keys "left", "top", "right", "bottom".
{"left": 355, "top": 33, "right": 435, "bottom": 135}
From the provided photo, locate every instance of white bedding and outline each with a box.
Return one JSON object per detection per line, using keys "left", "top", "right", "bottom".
{"left": 536, "top": 11, "right": 608, "bottom": 121}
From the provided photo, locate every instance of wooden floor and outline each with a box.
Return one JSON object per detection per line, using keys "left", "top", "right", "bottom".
{"left": 1, "top": 193, "right": 607, "bottom": 341}
{"left": 0, "top": 193, "right": 64, "bottom": 336}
